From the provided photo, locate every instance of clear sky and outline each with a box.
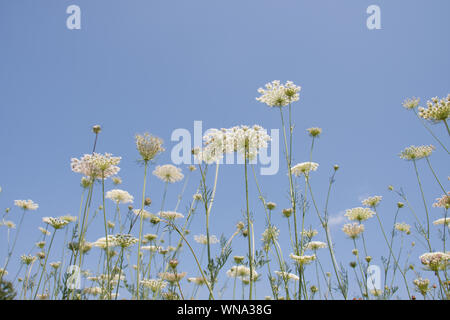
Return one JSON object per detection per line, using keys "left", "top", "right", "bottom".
{"left": 0, "top": 0, "right": 449, "bottom": 299}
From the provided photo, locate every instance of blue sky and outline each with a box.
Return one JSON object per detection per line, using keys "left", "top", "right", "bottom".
{"left": 0, "top": 0, "right": 449, "bottom": 299}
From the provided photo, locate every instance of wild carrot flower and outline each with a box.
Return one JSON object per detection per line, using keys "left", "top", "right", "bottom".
{"left": 402, "top": 97, "right": 420, "bottom": 110}
{"left": 226, "top": 265, "right": 258, "bottom": 279}
{"left": 306, "top": 127, "right": 322, "bottom": 137}
{"left": 256, "top": 80, "right": 301, "bottom": 107}
{"left": 135, "top": 133, "right": 165, "bottom": 162}
{"left": 38, "top": 227, "right": 50, "bottom": 236}
{"left": 0, "top": 220, "right": 15, "bottom": 229}
{"left": 433, "top": 218, "right": 450, "bottom": 226}
{"left": 42, "top": 217, "right": 70, "bottom": 229}
{"left": 304, "top": 241, "right": 327, "bottom": 251}
{"left": 159, "top": 272, "right": 187, "bottom": 283}
{"left": 413, "top": 278, "right": 430, "bottom": 296}
{"left": 289, "top": 253, "right": 316, "bottom": 265}
{"left": 111, "top": 234, "right": 138, "bottom": 248}
{"left": 187, "top": 277, "right": 210, "bottom": 285}
{"left": 419, "top": 252, "right": 450, "bottom": 271}
{"left": 399, "top": 145, "right": 435, "bottom": 161}
{"left": 14, "top": 200, "right": 38, "bottom": 211}
{"left": 106, "top": 189, "right": 134, "bottom": 204}
{"left": 194, "top": 234, "right": 219, "bottom": 245}
{"left": 291, "top": 162, "right": 319, "bottom": 176}
{"left": 111, "top": 176, "right": 122, "bottom": 185}
{"left": 50, "top": 262, "right": 61, "bottom": 269}
{"left": 20, "top": 254, "right": 37, "bottom": 265}
{"left": 140, "top": 279, "right": 168, "bottom": 293}
{"left": 153, "top": 164, "right": 184, "bottom": 183}
{"left": 158, "top": 211, "right": 184, "bottom": 220}
{"left": 71, "top": 153, "right": 121, "bottom": 179}
{"left": 418, "top": 94, "right": 450, "bottom": 123}
{"left": 361, "top": 196, "right": 382, "bottom": 208}
{"left": 345, "top": 207, "right": 375, "bottom": 222}
{"left": 342, "top": 223, "right": 365, "bottom": 239}
{"left": 395, "top": 222, "right": 411, "bottom": 234}
{"left": 432, "top": 192, "right": 450, "bottom": 209}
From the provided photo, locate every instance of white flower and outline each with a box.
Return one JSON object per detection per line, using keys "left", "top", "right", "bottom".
{"left": 433, "top": 218, "right": 450, "bottom": 226}
{"left": 419, "top": 252, "right": 450, "bottom": 271}
{"left": 394, "top": 222, "right": 411, "bottom": 234}
{"left": 399, "top": 145, "right": 435, "bottom": 161}
{"left": 42, "top": 217, "right": 70, "bottom": 229}
{"left": 106, "top": 189, "right": 134, "bottom": 204}
{"left": 291, "top": 162, "right": 319, "bottom": 176}
{"left": 289, "top": 253, "right": 316, "bottom": 265}
{"left": 140, "top": 279, "right": 168, "bottom": 292}
{"left": 153, "top": 165, "right": 184, "bottom": 183}
{"left": 194, "top": 234, "right": 219, "bottom": 245}
{"left": 158, "top": 211, "right": 184, "bottom": 220}
{"left": 344, "top": 207, "right": 375, "bottom": 222}
{"left": 14, "top": 199, "right": 38, "bottom": 211}
{"left": 71, "top": 153, "right": 121, "bottom": 179}
{"left": 256, "top": 80, "right": 301, "bottom": 107}
{"left": 361, "top": 196, "right": 382, "bottom": 208}
{"left": 304, "top": 241, "right": 327, "bottom": 251}
{"left": 133, "top": 209, "right": 153, "bottom": 219}
{"left": 418, "top": 94, "right": 450, "bottom": 123}
{"left": 226, "top": 265, "right": 258, "bottom": 279}
{"left": 342, "top": 223, "right": 365, "bottom": 239}
{"left": 135, "top": 133, "right": 165, "bottom": 162}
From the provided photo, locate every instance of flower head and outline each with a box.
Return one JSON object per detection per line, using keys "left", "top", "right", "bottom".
{"left": 158, "top": 211, "right": 184, "bottom": 221}
{"left": 361, "top": 196, "right": 382, "bottom": 208}
{"left": 399, "top": 145, "right": 435, "bottom": 161}
{"left": 71, "top": 153, "right": 121, "bottom": 179}
{"left": 304, "top": 241, "right": 327, "bottom": 251}
{"left": 432, "top": 192, "right": 450, "bottom": 209}
{"left": 394, "top": 222, "right": 411, "bottom": 234}
{"left": 418, "top": 94, "right": 450, "bottom": 123}
{"left": 256, "top": 80, "right": 301, "bottom": 107}
{"left": 140, "top": 279, "right": 168, "bottom": 292}
{"left": 345, "top": 207, "right": 375, "bottom": 222}
{"left": 291, "top": 162, "right": 319, "bottom": 176}
{"left": 106, "top": 189, "right": 134, "bottom": 204}
{"left": 306, "top": 127, "right": 322, "bottom": 137}
{"left": 419, "top": 252, "right": 450, "bottom": 271}
{"left": 42, "top": 217, "right": 70, "bottom": 230}
{"left": 194, "top": 234, "right": 219, "bottom": 245}
{"left": 153, "top": 165, "right": 184, "bottom": 183}
{"left": 14, "top": 200, "right": 38, "bottom": 211}
{"left": 342, "top": 223, "right": 365, "bottom": 239}
{"left": 135, "top": 133, "right": 165, "bottom": 162}
{"left": 274, "top": 271, "right": 299, "bottom": 282}
{"left": 402, "top": 97, "right": 420, "bottom": 110}
{"left": 289, "top": 253, "right": 316, "bottom": 265}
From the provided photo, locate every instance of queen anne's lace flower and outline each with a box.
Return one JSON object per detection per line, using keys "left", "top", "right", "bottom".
{"left": 106, "top": 189, "right": 134, "bottom": 204}
{"left": 304, "top": 241, "right": 327, "bottom": 251}
{"left": 140, "top": 279, "right": 168, "bottom": 292}
{"left": 402, "top": 97, "right": 420, "bottom": 110}
{"left": 20, "top": 254, "right": 37, "bottom": 265}
{"left": 291, "top": 162, "right": 319, "bottom": 176}
{"left": 394, "top": 222, "right": 411, "bottom": 234}
{"left": 433, "top": 218, "right": 450, "bottom": 226}
{"left": 226, "top": 265, "right": 258, "bottom": 279}
{"left": 261, "top": 226, "right": 280, "bottom": 244}
{"left": 289, "top": 253, "right": 316, "bottom": 265}
{"left": 419, "top": 252, "right": 450, "bottom": 271}
{"left": 256, "top": 80, "right": 301, "bottom": 107}
{"left": 158, "top": 211, "right": 184, "bottom": 220}
{"left": 42, "top": 217, "right": 70, "bottom": 229}
{"left": 345, "top": 207, "right": 376, "bottom": 222}
{"left": 418, "top": 94, "right": 450, "bottom": 123}
{"left": 71, "top": 153, "right": 121, "bottom": 179}
{"left": 361, "top": 196, "right": 382, "bottom": 208}
{"left": 399, "top": 145, "right": 435, "bottom": 161}
{"left": 135, "top": 133, "right": 165, "bottom": 162}
{"left": 153, "top": 165, "right": 184, "bottom": 183}
{"left": 342, "top": 223, "right": 365, "bottom": 239}
{"left": 111, "top": 234, "right": 138, "bottom": 248}
{"left": 158, "top": 272, "right": 187, "bottom": 283}
{"left": 194, "top": 234, "right": 219, "bottom": 245}
{"left": 306, "top": 127, "right": 322, "bottom": 137}
{"left": 432, "top": 192, "right": 450, "bottom": 209}
{"left": 14, "top": 200, "right": 38, "bottom": 211}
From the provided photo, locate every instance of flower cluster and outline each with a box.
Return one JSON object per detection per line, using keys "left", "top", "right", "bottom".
{"left": 193, "top": 234, "right": 219, "bottom": 245}
{"left": 153, "top": 164, "right": 184, "bottom": 183}
{"left": 14, "top": 199, "right": 38, "bottom": 211}
{"left": 342, "top": 223, "right": 365, "bottom": 239}
{"left": 289, "top": 253, "right": 316, "bottom": 265}
{"left": 71, "top": 153, "right": 121, "bottom": 179}
{"left": 256, "top": 80, "right": 301, "bottom": 107}
{"left": 200, "top": 125, "right": 271, "bottom": 163}
{"left": 135, "top": 133, "right": 165, "bottom": 162}
{"left": 106, "top": 189, "right": 134, "bottom": 204}
{"left": 418, "top": 94, "right": 450, "bottom": 123}
{"left": 399, "top": 145, "right": 435, "bottom": 161}
{"left": 419, "top": 252, "right": 450, "bottom": 271}
{"left": 344, "top": 207, "right": 376, "bottom": 222}
{"left": 291, "top": 162, "right": 319, "bottom": 176}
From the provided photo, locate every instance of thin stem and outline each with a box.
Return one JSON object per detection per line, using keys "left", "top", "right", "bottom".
{"left": 136, "top": 161, "right": 149, "bottom": 300}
